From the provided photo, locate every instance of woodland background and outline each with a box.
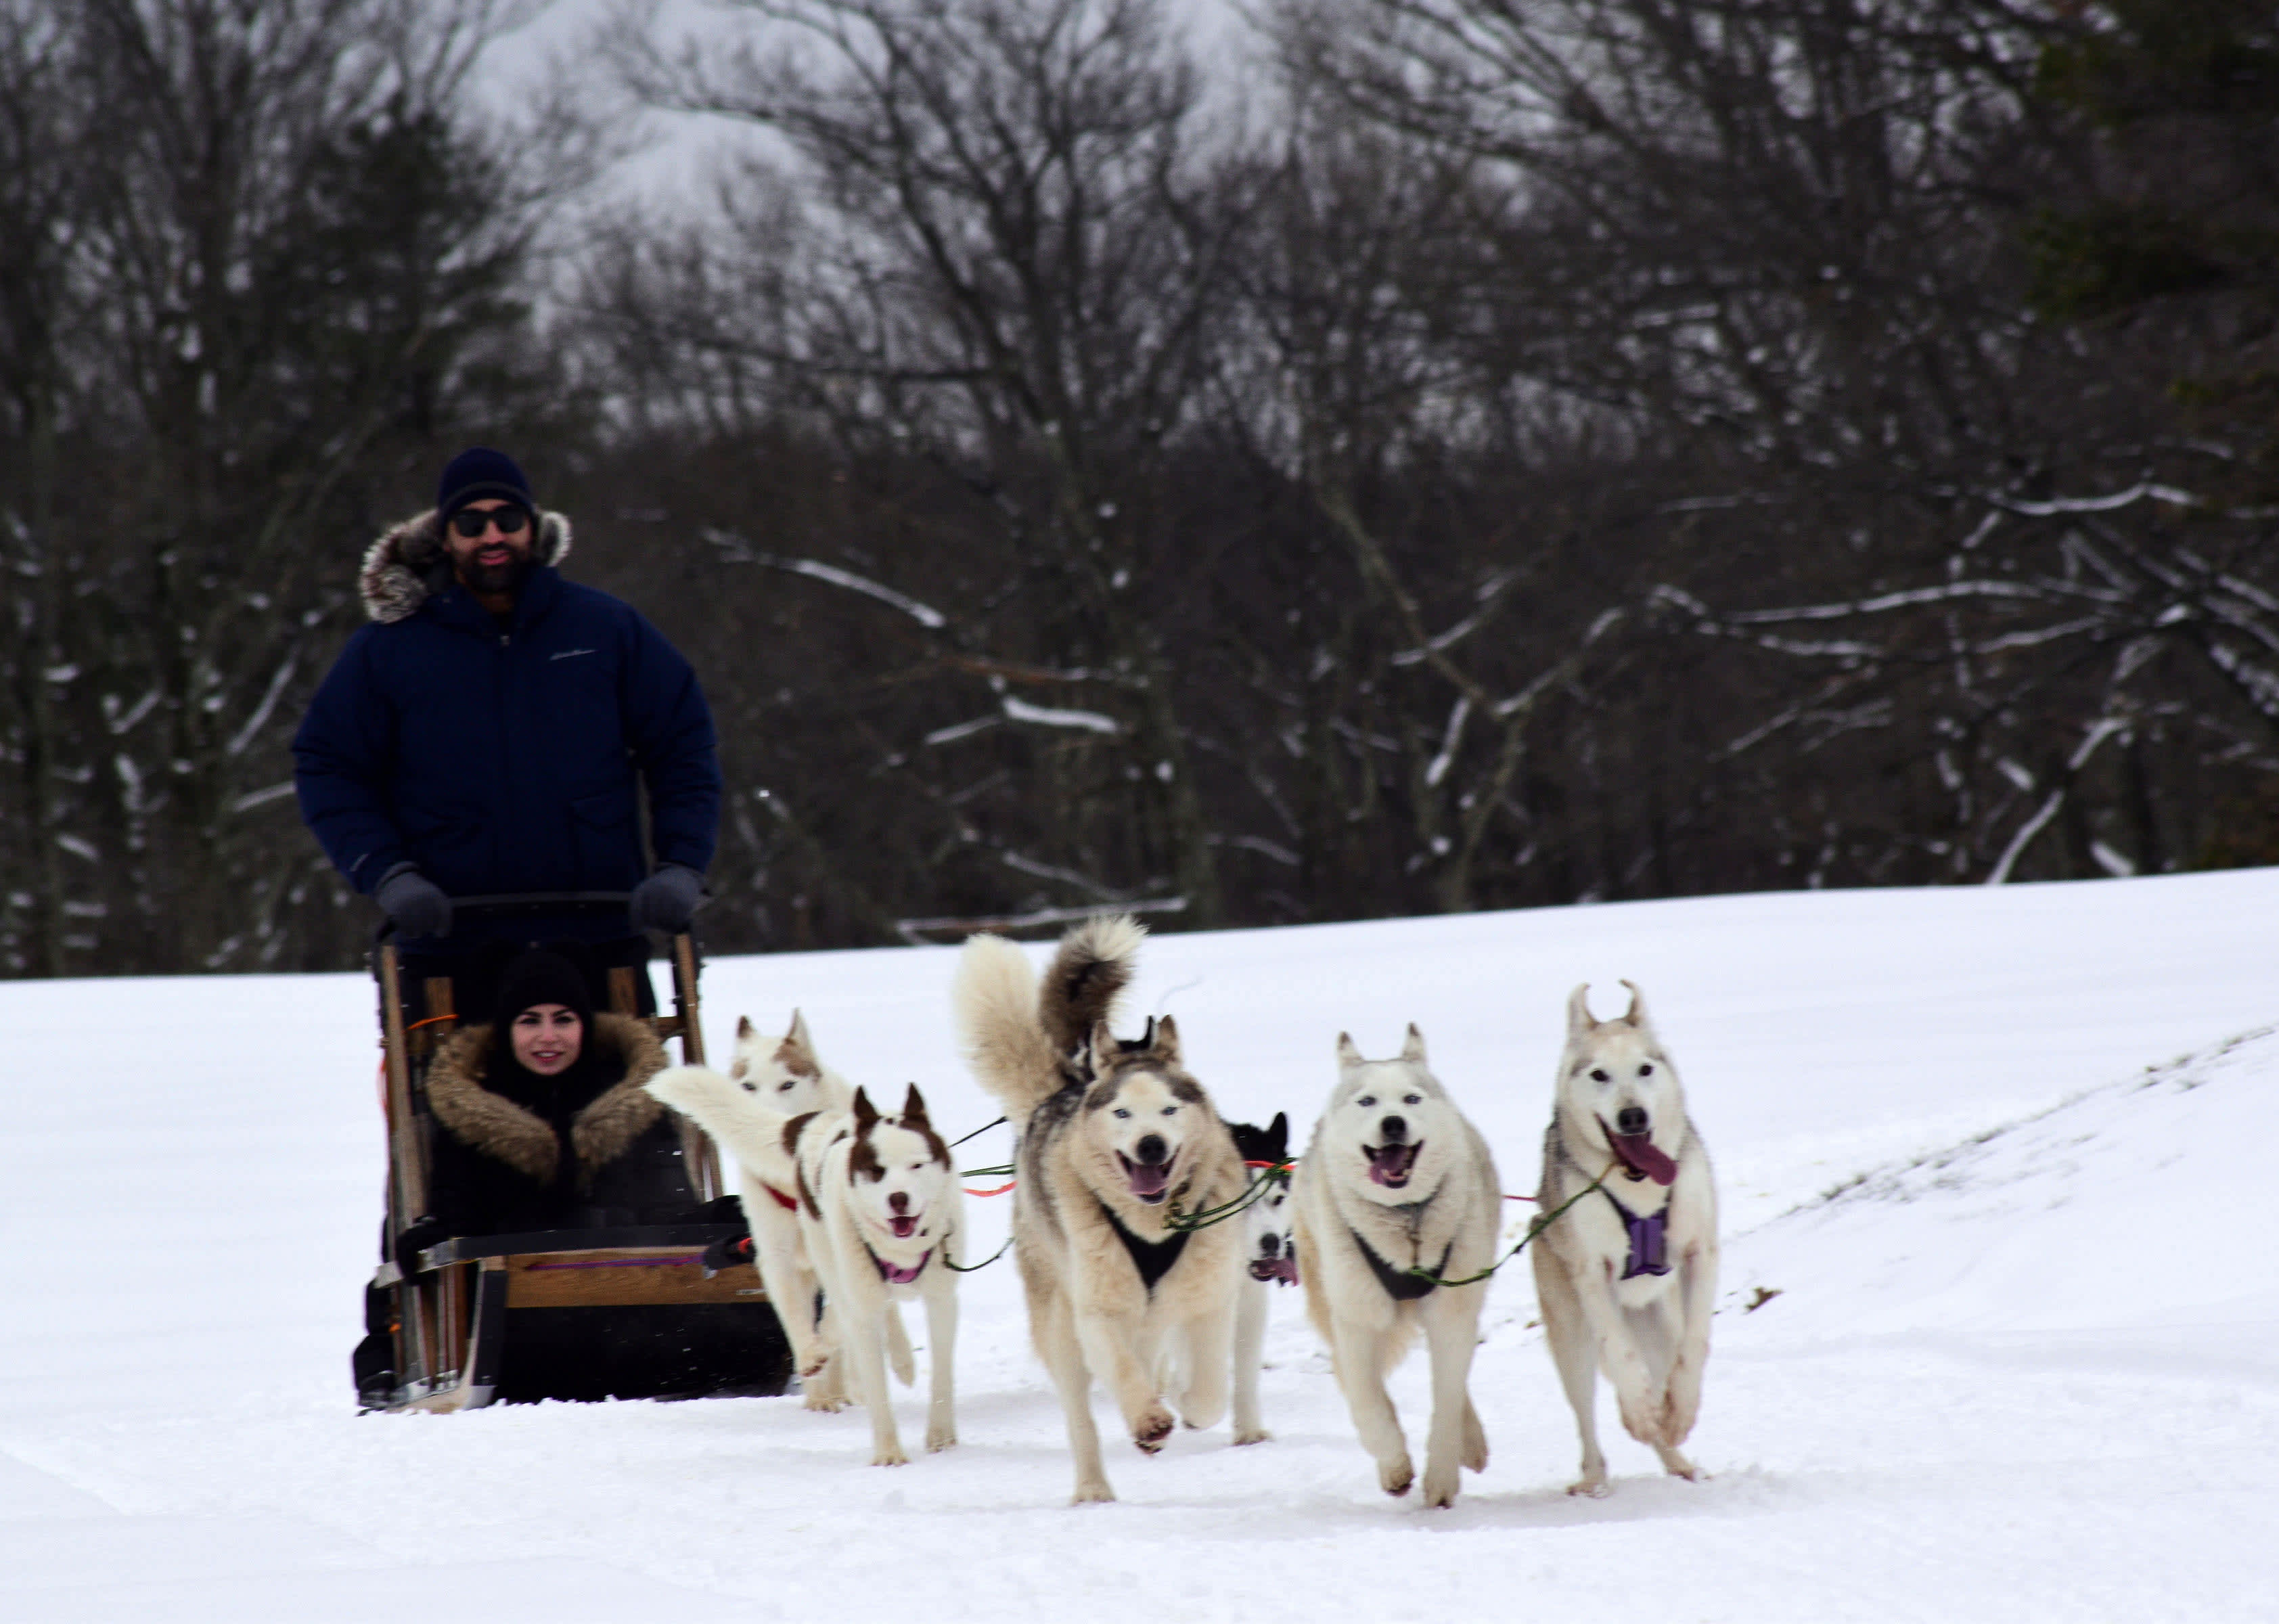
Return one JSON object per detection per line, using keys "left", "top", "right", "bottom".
{"left": 5, "top": 0, "right": 2279, "bottom": 977}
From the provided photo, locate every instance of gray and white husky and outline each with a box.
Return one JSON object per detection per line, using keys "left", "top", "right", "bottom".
{"left": 951, "top": 916, "right": 1249, "bottom": 1504}
{"left": 1531, "top": 980, "right": 1717, "bottom": 1496}
{"left": 1291, "top": 1027, "right": 1499, "bottom": 1508}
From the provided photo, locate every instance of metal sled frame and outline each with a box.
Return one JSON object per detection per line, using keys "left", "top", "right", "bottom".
{"left": 366, "top": 898, "right": 786, "bottom": 1412}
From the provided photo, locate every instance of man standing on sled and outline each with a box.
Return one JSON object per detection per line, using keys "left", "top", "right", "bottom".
{"left": 292, "top": 447, "right": 723, "bottom": 1405}
{"left": 293, "top": 445, "right": 721, "bottom": 1012}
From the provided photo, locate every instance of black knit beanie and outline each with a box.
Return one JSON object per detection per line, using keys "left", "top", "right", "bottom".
{"left": 436, "top": 446, "right": 536, "bottom": 528}
{"left": 492, "top": 944, "right": 597, "bottom": 1035}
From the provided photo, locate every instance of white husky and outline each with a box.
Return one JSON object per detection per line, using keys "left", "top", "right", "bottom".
{"left": 648, "top": 1014, "right": 859, "bottom": 1408}
{"left": 1291, "top": 1027, "right": 1498, "bottom": 1508}
{"left": 786, "top": 1084, "right": 964, "bottom": 1465}
{"left": 1531, "top": 981, "right": 1717, "bottom": 1496}
{"left": 951, "top": 916, "right": 1249, "bottom": 1504}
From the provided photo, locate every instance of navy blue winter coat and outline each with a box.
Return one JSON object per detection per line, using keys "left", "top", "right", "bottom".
{"left": 292, "top": 508, "right": 719, "bottom": 907}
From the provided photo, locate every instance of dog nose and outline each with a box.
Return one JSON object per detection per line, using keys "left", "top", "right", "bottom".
{"left": 1257, "top": 1235, "right": 1279, "bottom": 1256}
{"left": 1136, "top": 1133, "right": 1167, "bottom": 1165}
{"left": 1615, "top": 1106, "right": 1649, "bottom": 1135}
{"left": 1378, "top": 1115, "right": 1407, "bottom": 1143}
{"left": 888, "top": 1192, "right": 910, "bottom": 1213}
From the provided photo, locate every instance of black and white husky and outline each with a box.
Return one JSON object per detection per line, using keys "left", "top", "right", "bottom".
{"left": 1291, "top": 1026, "right": 1499, "bottom": 1508}
{"left": 1225, "top": 1114, "right": 1296, "bottom": 1446}
{"left": 952, "top": 916, "right": 1250, "bottom": 1504}
{"left": 1531, "top": 981, "right": 1717, "bottom": 1496}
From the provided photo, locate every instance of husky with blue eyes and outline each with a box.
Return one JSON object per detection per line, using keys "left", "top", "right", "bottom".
{"left": 953, "top": 915, "right": 1249, "bottom": 1504}
{"left": 1291, "top": 1026, "right": 1499, "bottom": 1509}
{"left": 1532, "top": 980, "right": 1718, "bottom": 1497}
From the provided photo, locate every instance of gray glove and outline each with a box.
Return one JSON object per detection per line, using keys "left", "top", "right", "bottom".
{"left": 374, "top": 863, "right": 451, "bottom": 940}
{"left": 629, "top": 863, "right": 706, "bottom": 934}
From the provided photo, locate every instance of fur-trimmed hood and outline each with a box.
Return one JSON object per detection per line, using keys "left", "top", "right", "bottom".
{"left": 359, "top": 507, "right": 574, "bottom": 623}
{"left": 425, "top": 1012, "right": 667, "bottom": 1189}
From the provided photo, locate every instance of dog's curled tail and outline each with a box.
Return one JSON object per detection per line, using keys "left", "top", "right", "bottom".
{"left": 1039, "top": 913, "right": 1145, "bottom": 1056}
{"left": 951, "top": 934, "right": 1060, "bottom": 1123}
{"left": 644, "top": 1064, "right": 793, "bottom": 1176}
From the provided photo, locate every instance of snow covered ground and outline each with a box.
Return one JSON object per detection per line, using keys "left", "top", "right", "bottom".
{"left": 3, "top": 870, "right": 2276, "bottom": 1621}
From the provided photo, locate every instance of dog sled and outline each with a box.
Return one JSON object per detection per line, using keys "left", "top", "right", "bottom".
{"left": 363, "top": 895, "right": 792, "bottom": 1413}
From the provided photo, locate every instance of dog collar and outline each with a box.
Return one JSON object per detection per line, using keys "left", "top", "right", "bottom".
{"left": 761, "top": 1182, "right": 800, "bottom": 1213}
{"left": 1602, "top": 1189, "right": 1671, "bottom": 1280}
{"left": 1096, "top": 1200, "right": 1190, "bottom": 1293}
{"left": 1349, "top": 1227, "right": 1452, "bottom": 1301}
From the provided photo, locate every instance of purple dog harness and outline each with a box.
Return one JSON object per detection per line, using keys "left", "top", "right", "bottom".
{"left": 1602, "top": 1189, "right": 1671, "bottom": 1280}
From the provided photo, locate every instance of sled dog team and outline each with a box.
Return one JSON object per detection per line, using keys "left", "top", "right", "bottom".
{"left": 648, "top": 916, "right": 1717, "bottom": 1508}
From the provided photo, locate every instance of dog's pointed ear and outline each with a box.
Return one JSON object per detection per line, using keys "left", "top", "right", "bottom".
{"left": 1084, "top": 1018, "right": 1116, "bottom": 1075}
{"left": 852, "top": 1087, "right": 878, "bottom": 1131}
{"left": 1567, "top": 984, "right": 1598, "bottom": 1037}
{"left": 1152, "top": 1013, "right": 1181, "bottom": 1063}
{"left": 777, "top": 1010, "right": 819, "bottom": 1077}
{"left": 1401, "top": 1022, "right": 1427, "bottom": 1064}
{"left": 1265, "top": 1111, "right": 1288, "bottom": 1160}
{"left": 901, "top": 1083, "right": 929, "bottom": 1124}
{"left": 736, "top": 1014, "right": 754, "bottom": 1040}
{"left": 1619, "top": 979, "right": 1648, "bottom": 1027}
{"left": 1335, "top": 1031, "right": 1363, "bottom": 1069}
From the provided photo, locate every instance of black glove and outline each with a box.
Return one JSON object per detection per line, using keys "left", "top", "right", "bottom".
{"left": 374, "top": 863, "right": 451, "bottom": 940}
{"left": 629, "top": 863, "right": 706, "bottom": 934}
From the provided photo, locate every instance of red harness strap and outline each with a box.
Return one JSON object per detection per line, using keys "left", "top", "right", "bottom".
{"left": 763, "top": 1183, "right": 800, "bottom": 1213}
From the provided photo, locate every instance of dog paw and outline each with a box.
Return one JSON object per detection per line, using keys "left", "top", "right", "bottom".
{"left": 1420, "top": 1464, "right": 1460, "bottom": 1509}
{"left": 1072, "top": 1480, "right": 1117, "bottom": 1505}
{"left": 1566, "top": 1476, "right": 1610, "bottom": 1499}
{"left": 1661, "top": 1378, "right": 1702, "bottom": 1445}
{"left": 1616, "top": 1393, "right": 1669, "bottom": 1448}
{"left": 926, "top": 1425, "right": 957, "bottom": 1453}
{"left": 1131, "top": 1405, "right": 1175, "bottom": 1451}
{"left": 1233, "top": 1426, "right": 1272, "bottom": 1447}
{"left": 803, "top": 1391, "right": 849, "bottom": 1414}
{"left": 872, "top": 1446, "right": 909, "bottom": 1467}
{"left": 1657, "top": 1447, "right": 1702, "bottom": 1482}
{"left": 1379, "top": 1456, "right": 1415, "bottom": 1497}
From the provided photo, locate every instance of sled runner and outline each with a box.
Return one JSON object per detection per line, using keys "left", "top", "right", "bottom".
{"left": 363, "top": 896, "right": 792, "bottom": 1412}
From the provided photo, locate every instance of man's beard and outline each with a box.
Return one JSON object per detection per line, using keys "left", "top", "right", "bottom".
{"left": 459, "top": 554, "right": 533, "bottom": 598}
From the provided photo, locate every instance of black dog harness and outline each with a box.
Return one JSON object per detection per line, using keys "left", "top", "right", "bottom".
{"left": 1099, "top": 1201, "right": 1190, "bottom": 1292}
{"left": 1604, "top": 1189, "right": 1671, "bottom": 1280}
{"left": 1351, "top": 1228, "right": 1453, "bottom": 1301}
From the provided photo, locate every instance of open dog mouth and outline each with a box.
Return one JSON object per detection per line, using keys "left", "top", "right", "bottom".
{"left": 1117, "top": 1151, "right": 1175, "bottom": 1204}
{"left": 888, "top": 1214, "right": 920, "bottom": 1240}
{"left": 1249, "top": 1255, "right": 1300, "bottom": 1286}
{"left": 1600, "top": 1119, "right": 1678, "bottom": 1186}
{"left": 1366, "top": 1142, "right": 1422, "bottom": 1188}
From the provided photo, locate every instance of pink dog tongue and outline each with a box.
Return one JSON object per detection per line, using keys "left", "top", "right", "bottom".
{"left": 1125, "top": 1158, "right": 1170, "bottom": 1198}
{"left": 1368, "top": 1143, "right": 1419, "bottom": 1186}
{"left": 1610, "top": 1132, "right": 1677, "bottom": 1186}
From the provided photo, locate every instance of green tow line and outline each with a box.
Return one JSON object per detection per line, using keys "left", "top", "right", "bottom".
{"left": 1401, "top": 1167, "right": 1613, "bottom": 1288}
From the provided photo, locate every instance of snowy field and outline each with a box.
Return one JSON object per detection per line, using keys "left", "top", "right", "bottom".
{"left": 3, "top": 870, "right": 2277, "bottom": 1621}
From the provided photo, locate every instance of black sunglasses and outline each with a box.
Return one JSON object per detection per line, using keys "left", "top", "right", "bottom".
{"left": 449, "top": 505, "right": 531, "bottom": 539}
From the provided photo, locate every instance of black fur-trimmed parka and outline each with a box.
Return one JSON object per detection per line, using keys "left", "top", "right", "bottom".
{"left": 421, "top": 1012, "right": 692, "bottom": 1236}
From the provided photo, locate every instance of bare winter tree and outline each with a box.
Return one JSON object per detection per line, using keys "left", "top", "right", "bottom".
{"left": 613, "top": 0, "right": 1254, "bottom": 926}
{"left": 0, "top": 0, "right": 590, "bottom": 974}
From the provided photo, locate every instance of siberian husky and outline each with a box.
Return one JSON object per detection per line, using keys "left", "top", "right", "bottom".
{"left": 1226, "top": 1114, "right": 1296, "bottom": 1445}
{"left": 1531, "top": 981, "right": 1717, "bottom": 1496}
{"left": 951, "top": 916, "right": 1249, "bottom": 1504}
{"left": 646, "top": 1013, "right": 886, "bottom": 1411}
{"left": 1290, "top": 1027, "right": 1497, "bottom": 1508}
{"left": 787, "top": 1084, "right": 964, "bottom": 1465}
